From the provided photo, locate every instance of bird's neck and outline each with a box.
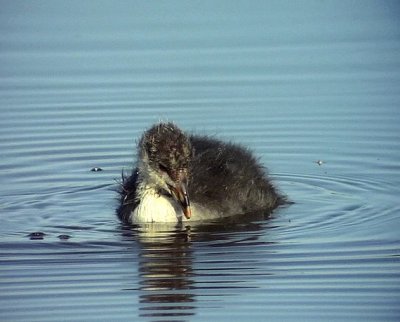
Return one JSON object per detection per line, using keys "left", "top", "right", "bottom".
{"left": 136, "top": 161, "right": 160, "bottom": 196}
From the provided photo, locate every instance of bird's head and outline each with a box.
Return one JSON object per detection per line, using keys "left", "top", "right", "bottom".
{"left": 138, "top": 122, "right": 192, "bottom": 219}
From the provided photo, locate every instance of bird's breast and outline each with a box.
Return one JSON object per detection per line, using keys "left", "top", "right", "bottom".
{"left": 131, "top": 188, "right": 184, "bottom": 223}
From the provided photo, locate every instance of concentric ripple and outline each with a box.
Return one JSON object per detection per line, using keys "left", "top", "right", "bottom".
{"left": 275, "top": 173, "right": 400, "bottom": 241}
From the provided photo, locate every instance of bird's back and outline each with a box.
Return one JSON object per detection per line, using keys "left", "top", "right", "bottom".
{"left": 188, "top": 135, "right": 283, "bottom": 217}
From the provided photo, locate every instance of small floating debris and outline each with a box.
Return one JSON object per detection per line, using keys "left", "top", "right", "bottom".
{"left": 91, "top": 167, "right": 103, "bottom": 172}
{"left": 315, "top": 160, "right": 325, "bottom": 166}
{"left": 58, "top": 234, "right": 71, "bottom": 241}
{"left": 28, "top": 232, "right": 46, "bottom": 240}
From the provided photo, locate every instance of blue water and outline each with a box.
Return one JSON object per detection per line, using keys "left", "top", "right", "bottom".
{"left": 1, "top": 1, "right": 400, "bottom": 321}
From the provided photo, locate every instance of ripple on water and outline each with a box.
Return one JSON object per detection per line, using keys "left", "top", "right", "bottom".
{"left": 275, "top": 173, "right": 400, "bottom": 240}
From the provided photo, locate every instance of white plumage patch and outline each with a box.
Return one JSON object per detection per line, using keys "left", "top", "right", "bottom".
{"left": 131, "top": 187, "right": 184, "bottom": 223}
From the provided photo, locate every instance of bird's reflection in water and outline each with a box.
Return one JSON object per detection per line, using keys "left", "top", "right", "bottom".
{"left": 122, "top": 213, "right": 272, "bottom": 321}
{"left": 134, "top": 223, "right": 196, "bottom": 321}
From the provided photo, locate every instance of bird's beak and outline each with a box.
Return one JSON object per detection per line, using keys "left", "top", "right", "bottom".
{"left": 170, "top": 180, "right": 191, "bottom": 219}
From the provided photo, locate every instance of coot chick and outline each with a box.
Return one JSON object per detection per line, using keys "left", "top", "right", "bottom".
{"left": 117, "top": 122, "right": 284, "bottom": 223}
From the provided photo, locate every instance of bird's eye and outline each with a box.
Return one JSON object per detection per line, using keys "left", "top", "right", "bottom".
{"left": 158, "top": 163, "right": 168, "bottom": 173}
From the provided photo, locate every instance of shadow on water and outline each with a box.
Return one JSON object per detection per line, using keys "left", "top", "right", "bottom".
{"left": 119, "top": 215, "right": 273, "bottom": 321}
